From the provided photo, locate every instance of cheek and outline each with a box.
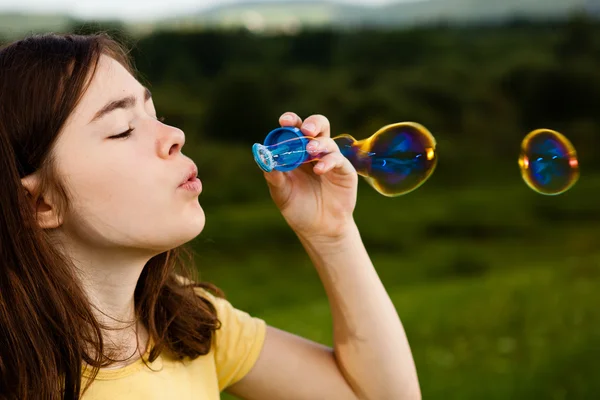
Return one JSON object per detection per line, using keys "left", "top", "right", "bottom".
{"left": 59, "top": 147, "right": 163, "bottom": 225}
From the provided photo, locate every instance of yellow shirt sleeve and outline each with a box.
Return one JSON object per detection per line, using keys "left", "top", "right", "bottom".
{"left": 194, "top": 288, "right": 267, "bottom": 391}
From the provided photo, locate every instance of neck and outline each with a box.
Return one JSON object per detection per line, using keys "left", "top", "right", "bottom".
{"left": 53, "top": 231, "right": 156, "bottom": 365}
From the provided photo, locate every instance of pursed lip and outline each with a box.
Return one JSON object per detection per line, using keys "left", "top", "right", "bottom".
{"left": 178, "top": 164, "right": 199, "bottom": 187}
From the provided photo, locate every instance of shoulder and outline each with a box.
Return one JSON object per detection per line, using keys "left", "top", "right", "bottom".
{"left": 172, "top": 273, "right": 260, "bottom": 327}
{"left": 173, "top": 274, "right": 267, "bottom": 390}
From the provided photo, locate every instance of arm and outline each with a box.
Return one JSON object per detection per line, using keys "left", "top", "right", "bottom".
{"left": 227, "top": 221, "right": 420, "bottom": 400}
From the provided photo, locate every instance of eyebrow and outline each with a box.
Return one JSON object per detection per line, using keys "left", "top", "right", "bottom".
{"left": 89, "top": 87, "right": 152, "bottom": 124}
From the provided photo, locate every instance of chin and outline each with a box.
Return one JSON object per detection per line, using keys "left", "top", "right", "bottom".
{"left": 154, "top": 223, "right": 205, "bottom": 253}
{"left": 179, "top": 211, "right": 206, "bottom": 243}
{"left": 156, "top": 204, "right": 205, "bottom": 250}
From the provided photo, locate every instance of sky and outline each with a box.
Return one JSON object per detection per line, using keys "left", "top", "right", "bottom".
{"left": 0, "top": 0, "right": 401, "bottom": 21}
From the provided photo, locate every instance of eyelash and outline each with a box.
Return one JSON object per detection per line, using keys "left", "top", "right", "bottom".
{"left": 109, "top": 128, "right": 133, "bottom": 140}
{"left": 108, "top": 116, "right": 166, "bottom": 140}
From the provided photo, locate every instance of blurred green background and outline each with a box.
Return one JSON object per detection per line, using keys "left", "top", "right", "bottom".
{"left": 3, "top": 5, "right": 600, "bottom": 398}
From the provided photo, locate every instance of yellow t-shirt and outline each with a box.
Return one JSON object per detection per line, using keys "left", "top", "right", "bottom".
{"left": 81, "top": 288, "right": 266, "bottom": 399}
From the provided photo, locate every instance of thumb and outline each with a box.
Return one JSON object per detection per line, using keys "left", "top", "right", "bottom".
{"left": 263, "top": 171, "right": 293, "bottom": 208}
{"left": 263, "top": 170, "right": 287, "bottom": 189}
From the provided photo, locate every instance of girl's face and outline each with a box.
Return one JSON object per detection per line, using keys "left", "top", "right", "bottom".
{"left": 51, "top": 55, "right": 204, "bottom": 254}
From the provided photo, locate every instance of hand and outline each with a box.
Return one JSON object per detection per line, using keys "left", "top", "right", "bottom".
{"left": 263, "top": 112, "right": 358, "bottom": 241}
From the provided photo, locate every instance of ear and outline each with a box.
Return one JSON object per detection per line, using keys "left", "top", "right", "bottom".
{"left": 21, "top": 174, "right": 63, "bottom": 229}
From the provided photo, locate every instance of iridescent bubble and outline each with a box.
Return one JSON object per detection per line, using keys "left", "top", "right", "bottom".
{"left": 518, "top": 129, "right": 579, "bottom": 195}
{"left": 252, "top": 122, "right": 437, "bottom": 197}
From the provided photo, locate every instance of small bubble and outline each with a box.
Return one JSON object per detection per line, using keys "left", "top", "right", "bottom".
{"left": 518, "top": 129, "right": 579, "bottom": 195}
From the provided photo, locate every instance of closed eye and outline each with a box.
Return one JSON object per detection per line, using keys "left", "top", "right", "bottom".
{"left": 108, "top": 116, "right": 165, "bottom": 140}
{"left": 109, "top": 128, "right": 133, "bottom": 140}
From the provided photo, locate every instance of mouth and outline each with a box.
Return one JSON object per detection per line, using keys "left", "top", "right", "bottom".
{"left": 179, "top": 165, "right": 198, "bottom": 186}
{"left": 178, "top": 165, "right": 202, "bottom": 195}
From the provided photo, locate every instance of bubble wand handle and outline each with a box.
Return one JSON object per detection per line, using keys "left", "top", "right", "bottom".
{"left": 252, "top": 132, "right": 327, "bottom": 172}
{"left": 252, "top": 122, "right": 438, "bottom": 197}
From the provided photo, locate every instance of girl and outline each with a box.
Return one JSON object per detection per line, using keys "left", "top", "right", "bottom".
{"left": 0, "top": 33, "right": 420, "bottom": 399}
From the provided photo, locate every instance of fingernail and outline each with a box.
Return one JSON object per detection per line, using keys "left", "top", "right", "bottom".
{"left": 307, "top": 140, "right": 319, "bottom": 152}
{"left": 302, "top": 123, "right": 316, "bottom": 133}
{"left": 281, "top": 114, "right": 293, "bottom": 122}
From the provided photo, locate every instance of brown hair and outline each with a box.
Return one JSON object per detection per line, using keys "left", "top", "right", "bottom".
{"left": 0, "top": 33, "right": 222, "bottom": 399}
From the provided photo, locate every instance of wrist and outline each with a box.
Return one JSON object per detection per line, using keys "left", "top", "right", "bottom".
{"left": 297, "top": 218, "right": 360, "bottom": 249}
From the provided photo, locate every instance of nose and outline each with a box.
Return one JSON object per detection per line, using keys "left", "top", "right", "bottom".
{"left": 156, "top": 123, "right": 186, "bottom": 159}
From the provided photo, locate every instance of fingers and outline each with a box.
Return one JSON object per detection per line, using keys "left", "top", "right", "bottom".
{"left": 279, "top": 112, "right": 331, "bottom": 138}
{"left": 301, "top": 114, "right": 330, "bottom": 138}
{"left": 279, "top": 112, "right": 302, "bottom": 128}
{"left": 306, "top": 137, "right": 339, "bottom": 156}
{"left": 263, "top": 170, "right": 287, "bottom": 189}
{"left": 313, "top": 152, "right": 355, "bottom": 176}
{"left": 278, "top": 112, "right": 342, "bottom": 175}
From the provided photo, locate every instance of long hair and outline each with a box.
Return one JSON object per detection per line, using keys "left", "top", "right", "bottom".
{"left": 0, "top": 33, "right": 222, "bottom": 399}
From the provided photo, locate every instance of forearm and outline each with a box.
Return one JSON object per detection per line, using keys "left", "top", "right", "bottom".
{"left": 298, "top": 221, "right": 421, "bottom": 400}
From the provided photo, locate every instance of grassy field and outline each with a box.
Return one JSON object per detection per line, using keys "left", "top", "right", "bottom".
{"left": 183, "top": 141, "right": 600, "bottom": 399}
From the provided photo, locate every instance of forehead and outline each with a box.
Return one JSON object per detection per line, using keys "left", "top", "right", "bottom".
{"left": 70, "top": 55, "right": 141, "bottom": 124}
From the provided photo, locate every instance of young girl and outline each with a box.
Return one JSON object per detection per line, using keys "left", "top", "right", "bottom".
{"left": 0, "top": 33, "right": 420, "bottom": 399}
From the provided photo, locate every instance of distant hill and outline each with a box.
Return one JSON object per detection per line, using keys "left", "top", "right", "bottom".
{"left": 370, "top": 0, "right": 593, "bottom": 25}
{"left": 0, "top": 12, "right": 74, "bottom": 39}
{"left": 158, "top": 0, "right": 595, "bottom": 32}
{"left": 0, "top": 0, "right": 597, "bottom": 40}
{"left": 154, "top": 1, "right": 361, "bottom": 33}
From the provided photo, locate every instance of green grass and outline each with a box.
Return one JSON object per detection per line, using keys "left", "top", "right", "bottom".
{"left": 219, "top": 265, "right": 600, "bottom": 399}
